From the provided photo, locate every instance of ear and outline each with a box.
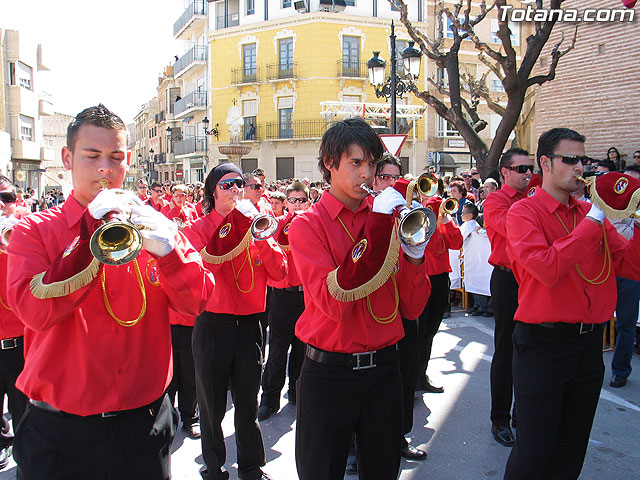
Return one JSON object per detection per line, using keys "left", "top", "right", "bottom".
{"left": 540, "top": 155, "right": 552, "bottom": 174}
{"left": 61, "top": 146, "right": 73, "bottom": 171}
{"left": 323, "top": 156, "right": 336, "bottom": 174}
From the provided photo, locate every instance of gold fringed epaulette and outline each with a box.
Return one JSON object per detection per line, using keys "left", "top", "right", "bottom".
{"left": 588, "top": 174, "right": 640, "bottom": 221}
{"left": 29, "top": 257, "right": 100, "bottom": 299}
{"left": 326, "top": 219, "right": 400, "bottom": 302}
{"left": 200, "top": 228, "right": 252, "bottom": 264}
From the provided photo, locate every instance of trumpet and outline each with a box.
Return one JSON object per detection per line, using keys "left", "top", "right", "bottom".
{"left": 251, "top": 214, "right": 278, "bottom": 240}
{"left": 89, "top": 180, "right": 144, "bottom": 266}
{"left": 0, "top": 217, "right": 19, "bottom": 248}
{"left": 416, "top": 172, "right": 439, "bottom": 198}
{"left": 440, "top": 197, "right": 459, "bottom": 216}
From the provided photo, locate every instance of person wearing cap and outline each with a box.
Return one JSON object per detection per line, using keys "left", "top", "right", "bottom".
{"left": 184, "top": 163, "right": 287, "bottom": 480}
{"left": 289, "top": 118, "right": 429, "bottom": 480}
{"left": 482, "top": 148, "right": 533, "bottom": 447}
{"left": 503, "top": 128, "right": 640, "bottom": 480}
{"left": 6, "top": 104, "right": 214, "bottom": 479}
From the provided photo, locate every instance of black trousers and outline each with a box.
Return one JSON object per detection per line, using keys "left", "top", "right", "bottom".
{"left": 490, "top": 268, "right": 518, "bottom": 426}
{"left": 260, "top": 288, "right": 305, "bottom": 409}
{"left": 417, "top": 272, "right": 450, "bottom": 383}
{"left": 192, "top": 312, "right": 265, "bottom": 480}
{"left": 14, "top": 394, "right": 176, "bottom": 480}
{"left": 295, "top": 356, "right": 402, "bottom": 480}
{"left": 0, "top": 342, "right": 27, "bottom": 448}
{"left": 399, "top": 317, "right": 418, "bottom": 436}
{"left": 504, "top": 322, "right": 604, "bottom": 480}
{"left": 168, "top": 325, "right": 197, "bottom": 427}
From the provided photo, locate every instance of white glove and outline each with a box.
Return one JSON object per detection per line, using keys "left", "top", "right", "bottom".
{"left": 401, "top": 242, "right": 427, "bottom": 259}
{"left": 88, "top": 188, "right": 142, "bottom": 220}
{"left": 372, "top": 187, "right": 406, "bottom": 215}
{"left": 586, "top": 203, "right": 605, "bottom": 224}
{"left": 129, "top": 204, "right": 178, "bottom": 258}
{"left": 0, "top": 215, "right": 20, "bottom": 230}
{"left": 235, "top": 199, "right": 260, "bottom": 219}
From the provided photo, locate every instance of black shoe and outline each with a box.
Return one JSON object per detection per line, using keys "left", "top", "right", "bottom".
{"left": 400, "top": 443, "right": 427, "bottom": 460}
{"left": 442, "top": 311, "right": 451, "bottom": 319}
{"left": 471, "top": 310, "right": 485, "bottom": 317}
{"left": 257, "top": 405, "right": 277, "bottom": 421}
{"left": 484, "top": 311, "right": 494, "bottom": 317}
{"left": 610, "top": 375, "right": 627, "bottom": 388}
{"left": 0, "top": 446, "right": 10, "bottom": 470}
{"left": 424, "top": 376, "right": 444, "bottom": 393}
{"left": 259, "top": 473, "right": 273, "bottom": 480}
{"left": 345, "top": 454, "right": 357, "bottom": 475}
{"left": 287, "top": 391, "right": 296, "bottom": 406}
{"left": 491, "top": 424, "right": 515, "bottom": 447}
{"left": 184, "top": 422, "right": 201, "bottom": 439}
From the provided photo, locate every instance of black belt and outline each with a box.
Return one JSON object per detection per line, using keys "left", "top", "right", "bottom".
{"left": 496, "top": 265, "right": 512, "bottom": 273}
{"left": 0, "top": 337, "right": 23, "bottom": 350}
{"left": 306, "top": 343, "right": 399, "bottom": 370}
{"left": 281, "top": 285, "right": 303, "bottom": 292}
{"left": 29, "top": 395, "right": 164, "bottom": 419}
{"left": 527, "top": 322, "right": 601, "bottom": 335}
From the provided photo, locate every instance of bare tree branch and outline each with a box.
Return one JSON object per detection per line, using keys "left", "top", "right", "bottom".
{"left": 527, "top": 25, "right": 577, "bottom": 87}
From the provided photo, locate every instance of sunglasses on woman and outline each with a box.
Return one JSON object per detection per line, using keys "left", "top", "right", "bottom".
{"left": 218, "top": 178, "right": 245, "bottom": 190}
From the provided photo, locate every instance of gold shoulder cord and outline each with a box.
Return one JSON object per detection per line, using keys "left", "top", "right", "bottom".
{"left": 231, "top": 247, "right": 255, "bottom": 293}
{"left": 553, "top": 210, "right": 611, "bottom": 285}
{"left": 101, "top": 259, "right": 147, "bottom": 327}
{"left": 337, "top": 215, "right": 399, "bottom": 324}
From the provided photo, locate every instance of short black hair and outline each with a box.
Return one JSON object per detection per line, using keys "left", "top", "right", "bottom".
{"left": 596, "top": 159, "right": 617, "bottom": 172}
{"left": 624, "top": 165, "right": 640, "bottom": 176}
{"left": 67, "top": 104, "right": 126, "bottom": 152}
{"left": 462, "top": 202, "right": 479, "bottom": 219}
{"left": 375, "top": 152, "right": 404, "bottom": 176}
{"left": 286, "top": 180, "right": 309, "bottom": 198}
{"left": 536, "top": 128, "right": 586, "bottom": 171}
{"left": 150, "top": 181, "right": 162, "bottom": 189}
{"left": 499, "top": 148, "right": 529, "bottom": 169}
{"left": 317, "top": 118, "right": 384, "bottom": 183}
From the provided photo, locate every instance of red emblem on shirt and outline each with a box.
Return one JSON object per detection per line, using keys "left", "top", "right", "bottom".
{"left": 283, "top": 223, "right": 291, "bottom": 235}
{"left": 219, "top": 223, "right": 232, "bottom": 238}
{"left": 614, "top": 177, "right": 629, "bottom": 194}
{"left": 527, "top": 186, "right": 537, "bottom": 197}
{"left": 254, "top": 256, "right": 263, "bottom": 266}
{"left": 146, "top": 259, "right": 160, "bottom": 286}
{"left": 351, "top": 239, "right": 368, "bottom": 263}
{"left": 62, "top": 236, "right": 80, "bottom": 258}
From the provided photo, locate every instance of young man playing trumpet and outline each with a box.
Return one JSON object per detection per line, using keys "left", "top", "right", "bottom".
{"left": 6, "top": 105, "right": 215, "bottom": 480}
{"left": 289, "top": 118, "right": 429, "bottom": 480}
{"left": 184, "top": 164, "right": 287, "bottom": 480}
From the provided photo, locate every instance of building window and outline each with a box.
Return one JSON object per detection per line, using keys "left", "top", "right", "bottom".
{"left": 342, "top": 35, "right": 360, "bottom": 75}
{"left": 436, "top": 116, "right": 461, "bottom": 138}
{"left": 342, "top": 95, "right": 361, "bottom": 103}
{"left": 393, "top": 39, "right": 408, "bottom": 75}
{"left": 246, "top": 0, "right": 255, "bottom": 15}
{"left": 279, "top": 108, "right": 293, "bottom": 139}
{"left": 490, "top": 77, "right": 505, "bottom": 92}
{"left": 436, "top": 67, "right": 448, "bottom": 88}
{"left": 278, "top": 38, "right": 294, "bottom": 74}
{"left": 8, "top": 63, "right": 16, "bottom": 86}
{"left": 276, "top": 157, "right": 294, "bottom": 180}
{"left": 243, "top": 43, "right": 257, "bottom": 82}
{"left": 345, "top": 0, "right": 355, "bottom": 5}
{"left": 17, "top": 62, "right": 33, "bottom": 90}
{"left": 445, "top": 15, "right": 474, "bottom": 40}
{"left": 19, "top": 115, "right": 34, "bottom": 141}
{"left": 241, "top": 158, "right": 258, "bottom": 174}
{"left": 491, "top": 19, "right": 520, "bottom": 46}
{"left": 390, "top": 0, "right": 401, "bottom": 11}
{"left": 282, "top": 0, "right": 291, "bottom": 7}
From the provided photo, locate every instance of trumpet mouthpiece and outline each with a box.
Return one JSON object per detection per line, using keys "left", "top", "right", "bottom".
{"left": 99, "top": 179, "right": 109, "bottom": 189}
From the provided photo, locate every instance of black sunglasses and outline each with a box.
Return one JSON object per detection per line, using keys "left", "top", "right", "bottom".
{"left": 246, "top": 183, "right": 264, "bottom": 190}
{"left": 287, "top": 197, "right": 308, "bottom": 204}
{"left": 506, "top": 165, "right": 534, "bottom": 174}
{"left": 633, "top": 155, "right": 640, "bottom": 159}
{"left": 218, "top": 178, "right": 245, "bottom": 190}
{"left": 0, "top": 192, "right": 17, "bottom": 204}
{"left": 547, "top": 154, "right": 590, "bottom": 165}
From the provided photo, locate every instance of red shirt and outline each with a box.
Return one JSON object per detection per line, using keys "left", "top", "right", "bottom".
{"left": 423, "top": 221, "right": 463, "bottom": 276}
{"left": 6, "top": 194, "right": 214, "bottom": 416}
{"left": 268, "top": 212, "right": 302, "bottom": 289}
{"left": 289, "top": 193, "right": 429, "bottom": 354}
{"left": 506, "top": 187, "right": 640, "bottom": 325}
{"left": 484, "top": 184, "right": 526, "bottom": 269}
{"left": 0, "top": 253, "right": 24, "bottom": 339}
{"left": 184, "top": 209, "right": 287, "bottom": 315}
{"left": 164, "top": 204, "right": 199, "bottom": 226}
{"left": 146, "top": 197, "right": 167, "bottom": 212}
{"left": 137, "top": 192, "right": 149, "bottom": 203}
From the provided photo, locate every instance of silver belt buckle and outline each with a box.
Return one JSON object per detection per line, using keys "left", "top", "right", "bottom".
{"left": 1, "top": 339, "right": 16, "bottom": 349}
{"left": 578, "top": 323, "right": 594, "bottom": 334}
{"left": 353, "top": 351, "right": 376, "bottom": 370}
{"left": 101, "top": 412, "right": 117, "bottom": 418}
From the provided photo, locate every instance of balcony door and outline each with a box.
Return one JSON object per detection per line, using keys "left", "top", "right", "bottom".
{"left": 278, "top": 38, "right": 294, "bottom": 77}
{"left": 243, "top": 43, "right": 257, "bottom": 82}
{"left": 342, "top": 36, "right": 360, "bottom": 76}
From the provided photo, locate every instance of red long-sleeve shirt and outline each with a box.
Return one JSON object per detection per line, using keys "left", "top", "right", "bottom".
{"left": 6, "top": 194, "right": 214, "bottom": 416}
{"left": 268, "top": 211, "right": 302, "bottom": 289}
{"left": 484, "top": 184, "right": 526, "bottom": 269}
{"left": 289, "top": 193, "right": 429, "bottom": 354}
{"left": 423, "top": 221, "right": 463, "bottom": 276}
{"left": 184, "top": 208, "right": 287, "bottom": 315}
{"left": 164, "top": 205, "right": 199, "bottom": 226}
{"left": 506, "top": 188, "right": 640, "bottom": 325}
{"left": 0, "top": 253, "right": 24, "bottom": 339}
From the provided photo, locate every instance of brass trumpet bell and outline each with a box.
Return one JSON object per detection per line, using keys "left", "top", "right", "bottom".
{"left": 0, "top": 226, "right": 12, "bottom": 247}
{"left": 416, "top": 173, "right": 439, "bottom": 198}
{"left": 90, "top": 213, "right": 144, "bottom": 266}
{"left": 441, "top": 198, "right": 459, "bottom": 216}
{"left": 251, "top": 214, "right": 278, "bottom": 241}
{"left": 398, "top": 206, "right": 437, "bottom": 247}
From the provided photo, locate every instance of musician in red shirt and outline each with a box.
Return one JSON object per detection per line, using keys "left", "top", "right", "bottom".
{"left": 289, "top": 118, "right": 429, "bottom": 480}
{"left": 482, "top": 148, "right": 532, "bottom": 447}
{"left": 164, "top": 184, "right": 198, "bottom": 227}
{"left": 503, "top": 128, "right": 640, "bottom": 479}
{"left": 146, "top": 181, "right": 168, "bottom": 212}
{"left": 184, "top": 163, "right": 287, "bottom": 480}
{"left": 136, "top": 178, "right": 149, "bottom": 202}
{"left": 6, "top": 105, "right": 215, "bottom": 479}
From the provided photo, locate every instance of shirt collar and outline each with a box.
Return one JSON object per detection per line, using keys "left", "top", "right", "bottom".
{"left": 62, "top": 192, "right": 87, "bottom": 229}
{"left": 320, "top": 192, "right": 370, "bottom": 220}
{"left": 501, "top": 183, "right": 525, "bottom": 199}
{"left": 535, "top": 186, "right": 581, "bottom": 214}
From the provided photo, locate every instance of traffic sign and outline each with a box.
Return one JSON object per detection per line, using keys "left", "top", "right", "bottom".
{"left": 176, "top": 170, "right": 184, "bottom": 178}
{"left": 379, "top": 134, "right": 407, "bottom": 157}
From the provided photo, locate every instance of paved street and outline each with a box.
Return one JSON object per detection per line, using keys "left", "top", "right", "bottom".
{"left": 2, "top": 309, "right": 639, "bottom": 479}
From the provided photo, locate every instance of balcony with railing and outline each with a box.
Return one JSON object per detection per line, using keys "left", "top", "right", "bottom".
{"left": 174, "top": 45, "right": 207, "bottom": 78}
{"left": 337, "top": 60, "right": 368, "bottom": 78}
{"left": 174, "top": 136, "right": 207, "bottom": 156}
{"left": 174, "top": 91, "right": 207, "bottom": 117}
{"left": 266, "top": 62, "right": 297, "bottom": 81}
{"left": 174, "top": 1, "right": 208, "bottom": 38}
{"left": 231, "top": 67, "right": 261, "bottom": 85}
{"left": 265, "top": 120, "right": 328, "bottom": 140}
{"left": 215, "top": 13, "right": 240, "bottom": 30}
{"left": 155, "top": 110, "right": 165, "bottom": 124}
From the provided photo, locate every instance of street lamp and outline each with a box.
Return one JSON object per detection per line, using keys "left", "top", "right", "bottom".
{"left": 201, "top": 117, "right": 219, "bottom": 140}
{"left": 367, "top": 21, "right": 422, "bottom": 134}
